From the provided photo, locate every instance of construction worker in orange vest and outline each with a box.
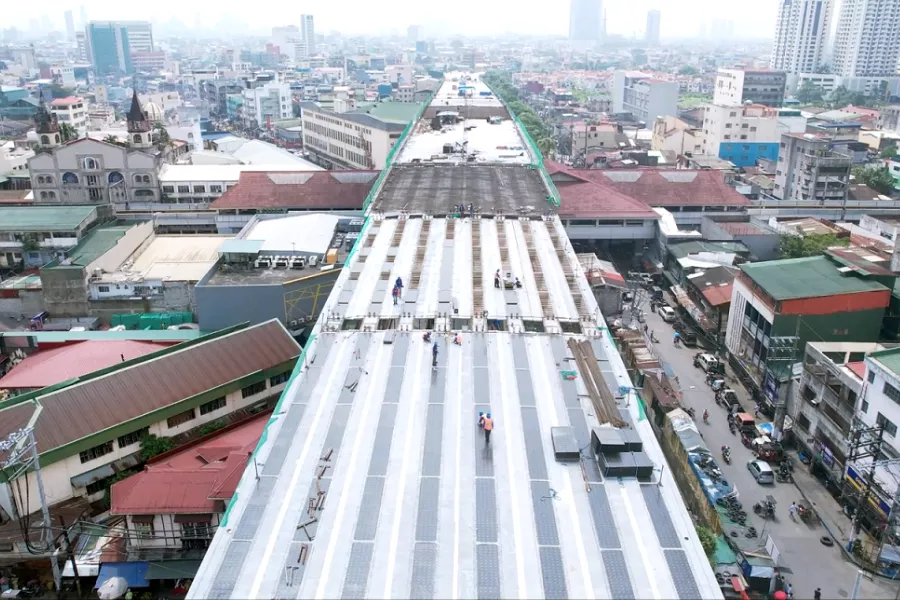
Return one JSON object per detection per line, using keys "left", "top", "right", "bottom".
{"left": 482, "top": 413, "right": 493, "bottom": 445}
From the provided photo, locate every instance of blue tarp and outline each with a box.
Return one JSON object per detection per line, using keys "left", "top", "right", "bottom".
{"left": 95, "top": 562, "right": 150, "bottom": 589}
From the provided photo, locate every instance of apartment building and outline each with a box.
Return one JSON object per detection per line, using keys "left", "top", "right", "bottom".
{"left": 49, "top": 96, "right": 87, "bottom": 136}
{"left": 651, "top": 116, "right": 704, "bottom": 156}
{"left": 242, "top": 81, "right": 292, "bottom": 129}
{"left": 611, "top": 71, "right": 678, "bottom": 123}
{"left": 833, "top": 0, "right": 900, "bottom": 77}
{"left": 702, "top": 104, "right": 806, "bottom": 167}
{"left": 774, "top": 133, "right": 852, "bottom": 201}
{"left": 771, "top": 0, "right": 833, "bottom": 73}
{"left": 713, "top": 68, "right": 787, "bottom": 107}
{"left": 301, "top": 101, "right": 421, "bottom": 169}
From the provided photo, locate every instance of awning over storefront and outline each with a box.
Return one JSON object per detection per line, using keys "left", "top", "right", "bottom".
{"left": 94, "top": 562, "right": 149, "bottom": 589}
{"left": 62, "top": 559, "right": 100, "bottom": 577}
{"left": 671, "top": 285, "right": 714, "bottom": 331}
{"left": 145, "top": 560, "right": 202, "bottom": 580}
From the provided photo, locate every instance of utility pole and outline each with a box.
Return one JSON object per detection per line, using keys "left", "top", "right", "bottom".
{"left": 767, "top": 316, "right": 802, "bottom": 439}
{"left": 59, "top": 515, "right": 81, "bottom": 598}
{"left": 845, "top": 421, "right": 886, "bottom": 552}
{"left": 0, "top": 427, "right": 62, "bottom": 592}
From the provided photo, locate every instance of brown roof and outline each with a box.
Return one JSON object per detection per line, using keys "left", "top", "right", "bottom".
{"left": 0, "top": 190, "right": 32, "bottom": 205}
{"left": 546, "top": 161, "right": 659, "bottom": 220}
{"left": 210, "top": 170, "right": 379, "bottom": 210}
{"left": 0, "top": 320, "right": 300, "bottom": 454}
{"left": 570, "top": 167, "right": 751, "bottom": 207}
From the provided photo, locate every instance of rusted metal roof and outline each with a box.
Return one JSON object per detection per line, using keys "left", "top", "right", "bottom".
{"left": 0, "top": 320, "right": 300, "bottom": 455}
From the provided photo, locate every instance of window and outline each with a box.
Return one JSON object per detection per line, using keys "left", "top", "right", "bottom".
{"left": 181, "top": 522, "right": 211, "bottom": 549}
{"left": 40, "top": 135, "right": 49, "bottom": 145}
{"left": 884, "top": 382, "right": 900, "bottom": 404}
{"left": 133, "top": 520, "right": 154, "bottom": 538}
{"left": 86, "top": 479, "right": 108, "bottom": 495}
{"left": 79, "top": 441, "right": 114, "bottom": 463}
{"left": 877, "top": 412, "right": 898, "bottom": 436}
{"left": 117, "top": 427, "right": 149, "bottom": 449}
{"left": 135, "top": 189, "right": 154, "bottom": 197}
{"left": 200, "top": 396, "right": 226, "bottom": 415}
{"left": 177, "top": 186, "right": 191, "bottom": 194}
{"left": 210, "top": 185, "right": 222, "bottom": 193}
{"left": 162, "top": 186, "right": 175, "bottom": 194}
{"left": 241, "top": 381, "right": 267, "bottom": 398}
{"left": 270, "top": 371, "right": 291, "bottom": 386}
{"left": 725, "top": 123, "right": 732, "bottom": 129}
{"left": 869, "top": 370, "right": 876, "bottom": 383}
{"left": 98, "top": 285, "right": 110, "bottom": 293}
{"left": 37, "top": 176, "right": 45, "bottom": 184}
{"left": 108, "top": 171, "right": 124, "bottom": 185}
{"left": 193, "top": 185, "right": 206, "bottom": 194}
{"left": 133, "top": 134, "right": 142, "bottom": 144}
{"left": 45, "top": 175, "right": 54, "bottom": 185}
{"left": 63, "top": 172, "right": 78, "bottom": 185}
{"left": 82, "top": 157, "right": 99, "bottom": 170}
{"left": 167, "top": 408, "right": 196, "bottom": 428}
{"left": 861, "top": 398, "right": 869, "bottom": 414}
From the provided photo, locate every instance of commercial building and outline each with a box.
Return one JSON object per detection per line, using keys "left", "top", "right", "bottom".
{"left": 651, "top": 116, "right": 703, "bottom": 156}
{"left": 300, "top": 14, "right": 315, "bottom": 57}
{"left": 110, "top": 412, "right": 269, "bottom": 562}
{"left": 195, "top": 212, "right": 352, "bottom": 332}
{"left": 771, "top": 0, "right": 833, "bottom": 74}
{"left": 791, "top": 341, "right": 884, "bottom": 485}
{"left": 611, "top": 71, "right": 678, "bottom": 124}
{"left": 188, "top": 72, "right": 722, "bottom": 600}
{"left": 713, "top": 68, "right": 787, "bottom": 107}
{"left": 301, "top": 101, "right": 421, "bottom": 169}
{"left": 725, "top": 252, "right": 893, "bottom": 412}
{"left": 833, "top": 0, "right": 900, "bottom": 77}
{"left": 209, "top": 169, "right": 376, "bottom": 233}
{"left": 86, "top": 21, "right": 154, "bottom": 75}
{"left": 701, "top": 104, "right": 806, "bottom": 167}
{"left": 0, "top": 205, "right": 98, "bottom": 267}
{"left": 794, "top": 72, "right": 900, "bottom": 97}
{"left": 49, "top": 96, "right": 87, "bottom": 136}
{"left": 645, "top": 10, "right": 661, "bottom": 45}
{"left": 241, "top": 81, "right": 292, "bottom": 130}
{"left": 0, "top": 321, "right": 299, "bottom": 528}
{"left": 569, "top": 0, "right": 604, "bottom": 43}
{"left": 774, "top": 133, "right": 852, "bottom": 201}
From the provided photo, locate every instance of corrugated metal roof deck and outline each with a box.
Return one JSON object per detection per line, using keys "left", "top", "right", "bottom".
{"left": 0, "top": 320, "right": 301, "bottom": 454}
{"left": 740, "top": 256, "right": 889, "bottom": 300}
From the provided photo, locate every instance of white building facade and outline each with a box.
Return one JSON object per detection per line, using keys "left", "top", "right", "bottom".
{"left": 49, "top": 97, "right": 88, "bottom": 137}
{"left": 833, "top": 0, "right": 900, "bottom": 77}
{"left": 611, "top": 71, "right": 679, "bottom": 123}
{"left": 771, "top": 0, "right": 833, "bottom": 74}
{"left": 242, "top": 82, "right": 292, "bottom": 129}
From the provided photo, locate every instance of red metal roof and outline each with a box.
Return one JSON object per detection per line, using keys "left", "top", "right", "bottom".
{"left": 49, "top": 96, "right": 83, "bottom": 106}
{"left": 546, "top": 161, "right": 659, "bottom": 220}
{"left": 573, "top": 168, "right": 751, "bottom": 207}
{"left": 846, "top": 361, "right": 867, "bottom": 380}
{"left": 110, "top": 413, "right": 268, "bottom": 515}
{"left": 210, "top": 171, "right": 378, "bottom": 210}
{"left": 700, "top": 282, "right": 734, "bottom": 307}
{"left": 0, "top": 340, "right": 168, "bottom": 390}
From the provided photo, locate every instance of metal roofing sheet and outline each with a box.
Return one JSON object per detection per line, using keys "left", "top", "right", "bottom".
{"left": 0, "top": 321, "right": 300, "bottom": 453}
{"left": 0, "top": 205, "right": 96, "bottom": 232}
{"left": 740, "top": 256, "right": 889, "bottom": 300}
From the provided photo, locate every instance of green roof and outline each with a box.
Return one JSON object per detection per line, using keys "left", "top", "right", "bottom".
{"left": 668, "top": 240, "right": 750, "bottom": 259}
{"left": 64, "top": 225, "right": 132, "bottom": 266}
{"left": 0, "top": 206, "right": 96, "bottom": 233}
{"left": 0, "top": 274, "right": 41, "bottom": 290}
{"left": 871, "top": 347, "right": 900, "bottom": 376}
{"left": 740, "top": 256, "right": 889, "bottom": 300}
{"left": 350, "top": 102, "right": 423, "bottom": 123}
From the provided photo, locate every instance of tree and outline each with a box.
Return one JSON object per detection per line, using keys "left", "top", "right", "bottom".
{"left": 853, "top": 165, "right": 896, "bottom": 195}
{"left": 21, "top": 233, "right": 39, "bottom": 252}
{"left": 882, "top": 145, "right": 898, "bottom": 159}
{"left": 678, "top": 65, "right": 699, "bottom": 76}
{"left": 695, "top": 525, "right": 717, "bottom": 566}
{"left": 796, "top": 80, "right": 825, "bottom": 104}
{"left": 58, "top": 122, "right": 77, "bottom": 143}
{"left": 779, "top": 233, "right": 849, "bottom": 259}
{"left": 139, "top": 433, "right": 175, "bottom": 461}
{"left": 153, "top": 123, "right": 171, "bottom": 147}
{"left": 537, "top": 137, "right": 557, "bottom": 158}
{"left": 47, "top": 83, "right": 73, "bottom": 99}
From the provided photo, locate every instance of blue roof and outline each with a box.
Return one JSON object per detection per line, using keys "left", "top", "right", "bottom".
{"left": 219, "top": 239, "right": 264, "bottom": 254}
{"left": 817, "top": 122, "right": 862, "bottom": 128}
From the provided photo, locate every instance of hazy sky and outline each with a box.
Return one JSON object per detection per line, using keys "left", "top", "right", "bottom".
{"left": 9, "top": 0, "right": 780, "bottom": 39}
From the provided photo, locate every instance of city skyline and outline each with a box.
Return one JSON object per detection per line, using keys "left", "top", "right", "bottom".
{"left": 6, "top": 0, "right": 781, "bottom": 39}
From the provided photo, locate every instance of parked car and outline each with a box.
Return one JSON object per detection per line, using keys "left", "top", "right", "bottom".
{"left": 693, "top": 353, "right": 719, "bottom": 372}
{"left": 658, "top": 306, "right": 676, "bottom": 322}
{"left": 747, "top": 459, "right": 775, "bottom": 484}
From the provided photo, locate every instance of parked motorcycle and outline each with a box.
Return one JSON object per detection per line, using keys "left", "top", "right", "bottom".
{"left": 754, "top": 499, "right": 776, "bottom": 520}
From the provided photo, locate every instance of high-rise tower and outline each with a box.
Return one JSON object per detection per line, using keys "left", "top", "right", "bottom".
{"left": 770, "top": 0, "right": 833, "bottom": 73}
{"left": 832, "top": 0, "right": 900, "bottom": 76}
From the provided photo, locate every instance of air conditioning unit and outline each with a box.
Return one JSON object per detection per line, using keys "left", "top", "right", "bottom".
{"left": 308, "top": 255, "right": 318, "bottom": 267}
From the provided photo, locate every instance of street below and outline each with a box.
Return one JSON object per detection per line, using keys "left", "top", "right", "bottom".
{"left": 640, "top": 303, "right": 899, "bottom": 600}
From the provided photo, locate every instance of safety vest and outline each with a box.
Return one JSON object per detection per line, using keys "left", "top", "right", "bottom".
{"left": 483, "top": 417, "right": 493, "bottom": 431}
